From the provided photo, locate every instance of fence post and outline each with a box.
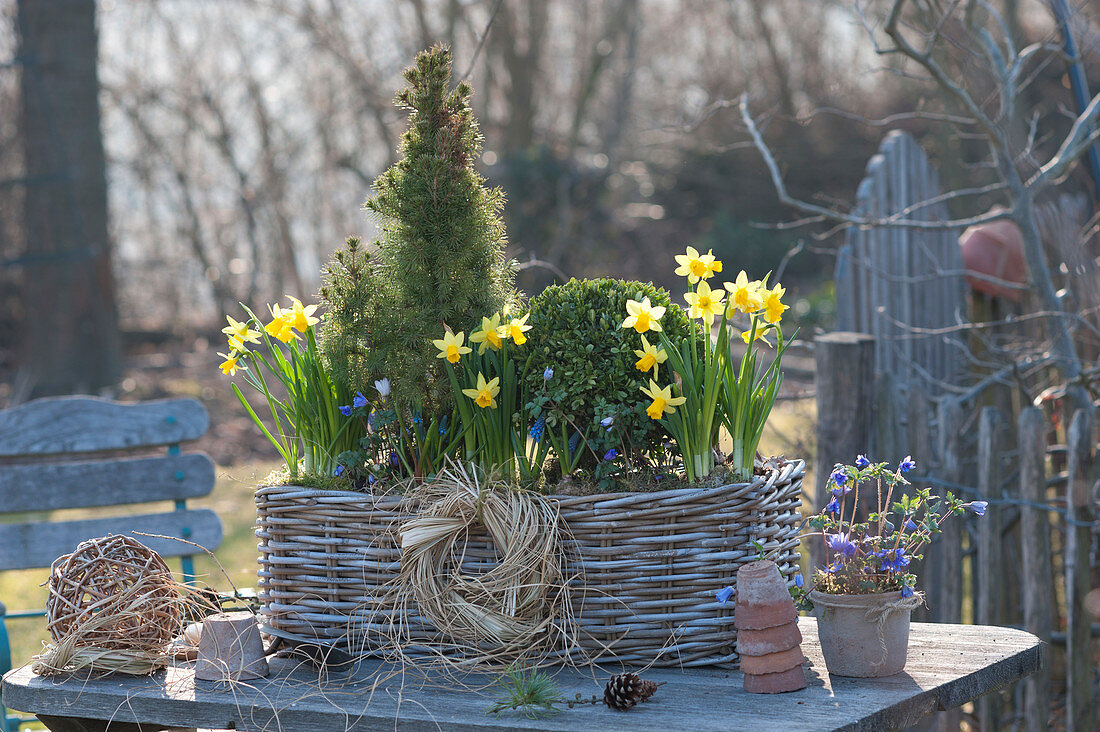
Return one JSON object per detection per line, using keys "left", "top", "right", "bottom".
{"left": 814, "top": 332, "right": 875, "bottom": 571}
{"left": 931, "top": 397, "right": 963, "bottom": 624}
{"left": 1065, "top": 408, "right": 1094, "bottom": 732}
{"left": 907, "top": 388, "right": 935, "bottom": 624}
{"left": 976, "top": 406, "right": 1005, "bottom": 729}
{"left": 1019, "top": 407, "right": 1051, "bottom": 732}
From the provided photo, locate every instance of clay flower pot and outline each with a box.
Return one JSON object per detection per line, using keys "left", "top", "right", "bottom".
{"left": 810, "top": 590, "right": 912, "bottom": 677}
{"left": 735, "top": 560, "right": 798, "bottom": 630}
{"left": 736, "top": 622, "right": 803, "bottom": 656}
{"left": 959, "top": 217, "right": 1026, "bottom": 301}
{"left": 743, "top": 665, "right": 809, "bottom": 695}
{"left": 736, "top": 559, "right": 807, "bottom": 694}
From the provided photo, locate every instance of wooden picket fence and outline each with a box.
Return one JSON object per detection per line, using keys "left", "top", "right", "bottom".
{"left": 818, "top": 130, "right": 1098, "bottom": 730}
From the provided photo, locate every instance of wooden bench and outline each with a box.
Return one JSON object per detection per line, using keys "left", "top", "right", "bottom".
{"left": 0, "top": 396, "right": 223, "bottom": 732}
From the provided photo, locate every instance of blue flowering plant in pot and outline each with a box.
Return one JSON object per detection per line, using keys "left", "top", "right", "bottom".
{"left": 803, "top": 455, "right": 987, "bottom": 677}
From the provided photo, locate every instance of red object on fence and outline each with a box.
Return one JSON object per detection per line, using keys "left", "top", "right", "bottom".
{"left": 959, "top": 217, "right": 1027, "bottom": 301}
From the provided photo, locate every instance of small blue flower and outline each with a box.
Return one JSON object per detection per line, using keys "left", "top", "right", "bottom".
{"left": 875, "top": 547, "right": 909, "bottom": 572}
{"left": 543, "top": 367, "right": 554, "bottom": 381}
{"left": 899, "top": 455, "right": 916, "bottom": 473}
{"left": 568, "top": 431, "right": 582, "bottom": 453}
{"left": 901, "top": 584, "right": 914, "bottom": 598}
{"left": 600, "top": 416, "right": 614, "bottom": 430}
{"left": 439, "top": 415, "right": 449, "bottom": 436}
{"left": 716, "top": 586, "right": 734, "bottom": 605}
{"left": 883, "top": 520, "right": 895, "bottom": 533}
{"left": 826, "top": 532, "right": 858, "bottom": 558}
{"left": 825, "top": 498, "right": 840, "bottom": 514}
{"left": 367, "top": 474, "right": 376, "bottom": 486}
{"left": 352, "top": 391, "right": 368, "bottom": 408}
{"left": 794, "top": 574, "right": 804, "bottom": 588}
{"left": 965, "top": 500, "right": 988, "bottom": 516}
{"left": 822, "top": 560, "right": 843, "bottom": 574}
{"left": 334, "top": 465, "right": 345, "bottom": 476}
{"left": 603, "top": 449, "right": 618, "bottom": 461}
{"left": 529, "top": 415, "right": 547, "bottom": 443}
{"left": 389, "top": 453, "right": 400, "bottom": 468}
{"left": 831, "top": 470, "right": 848, "bottom": 487}
{"left": 855, "top": 454, "right": 870, "bottom": 468}
{"left": 904, "top": 518, "right": 918, "bottom": 532}
{"left": 338, "top": 405, "right": 352, "bottom": 416}
{"left": 412, "top": 413, "right": 423, "bottom": 425}
{"left": 831, "top": 484, "right": 853, "bottom": 497}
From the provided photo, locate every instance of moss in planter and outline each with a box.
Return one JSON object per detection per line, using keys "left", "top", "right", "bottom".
{"left": 259, "top": 468, "right": 411, "bottom": 496}
{"left": 548, "top": 462, "right": 747, "bottom": 497}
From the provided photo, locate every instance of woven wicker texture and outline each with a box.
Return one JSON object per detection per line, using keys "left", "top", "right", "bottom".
{"left": 255, "top": 459, "right": 803, "bottom": 667}
{"left": 45, "top": 534, "right": 182, "bottom": 650}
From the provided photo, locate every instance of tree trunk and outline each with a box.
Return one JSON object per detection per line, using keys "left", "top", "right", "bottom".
{"left": 17, "top": 0, "right": 120, "bottom": 397}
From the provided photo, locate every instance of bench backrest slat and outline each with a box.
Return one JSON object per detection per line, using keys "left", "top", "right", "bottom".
{"left": 0, "top": 454, "right": 216, "bottom": 513}
{"left": 0, "top": 395, "right": 221, "bottom": 574}
{"left": 0, "top": 397, "right": 208, "bottom": 456}
{"left": 0, "top": 510, "right": 223, "bottom": 571}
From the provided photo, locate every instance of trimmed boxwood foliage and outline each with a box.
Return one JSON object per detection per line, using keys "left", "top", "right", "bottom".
{"left": 524, "top": 278, "right": 694, "bottom": 464}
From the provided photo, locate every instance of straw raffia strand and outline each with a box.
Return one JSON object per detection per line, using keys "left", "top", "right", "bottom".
{"left": 32, "top": 535, "right": 186, "bottom": 676}
{"left": 387, "top": 462, "right": 575, "bottom": 666}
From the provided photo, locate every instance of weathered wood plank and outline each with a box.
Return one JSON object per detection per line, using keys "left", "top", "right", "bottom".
{"left": 1064, "top": 408, "right": 1094, "bottom": 732}
{"left": 0, "top": 397, "right": 207, "bottom": 456}
{"left": 932, "top": 398, "right": 963, "bottom": 625}
{"left": 976, "top": 407, "right": 1005, "bottom": 729}
{"left": 836, "top": 243, "right": 856, "bottom": 332}
{"left": 906, "top": 389, "right": 934, "bottom": 625}
{"left": 1018, "top": 407, "right": 1051, "bottom": 732}
{"left": 0, "top": 454, "right": 215, "bottom": 513}
{"left": 0, "top": 511, "right": 222, "bottom": 571}
{"left": 2, "top": 619, "right": 1041, "bottom": 732}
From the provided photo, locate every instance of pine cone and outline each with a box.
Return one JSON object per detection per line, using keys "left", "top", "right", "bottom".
{"left": 603, "top": 672, "right": 658, "bottom": 711}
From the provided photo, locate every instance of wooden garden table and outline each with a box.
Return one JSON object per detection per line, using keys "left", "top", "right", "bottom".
{"left": 2, "top": 618, "right": 1040, "bottom": 732}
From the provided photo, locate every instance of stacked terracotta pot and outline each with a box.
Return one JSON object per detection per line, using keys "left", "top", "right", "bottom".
{"left": 734, "top": 560, "right": 807, "bottom": 693}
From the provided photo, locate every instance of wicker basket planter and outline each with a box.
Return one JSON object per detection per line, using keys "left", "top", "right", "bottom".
{"left": 255, "top": 458, "right": 803, "bottom": 667}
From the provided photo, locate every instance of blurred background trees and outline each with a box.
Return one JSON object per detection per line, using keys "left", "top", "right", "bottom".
{"left": 0, "top": 0, "right": 1096, "bottom": 397}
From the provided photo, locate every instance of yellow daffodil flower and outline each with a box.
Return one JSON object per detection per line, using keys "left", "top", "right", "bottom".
{"left": 683, "top": 280, "right": 725, "bottom": 327}
{"left": 724, "top": 270, "right": 764, "bottom": 314}
{"left": 265, "top": 304, "right": 300, "bottom": 343}
{"left": 741, "top": 324, "right": 774, "bottom": 347}
{"left": 761, "top": 283, "right": 788, "bottom": 324}
{"left": 469, "top": 313, "right": 505, "bottom": 354}
{"left": 504, "top": 313, "right": 533, "bottom": 345}
{"left": 285, "top": 296, "right": 320, "bottom": 333}
{"left": 218, "top": 352, "right": 243, "bottom": 376}
{"left": 227, "top": 336, "right": 247, "bottom": 354}
{"left": 640, "top": 379, "right": 686, "bottom": 420}
{"left": 462, "top": 373, "right": 500, "bottom": 409}
{"left": 633, "top": 335, "right": 667, "bottom": 379}
{"left": 674, "top": 246, "right": 723, "bottom": 283}
{"left": 222, "top": 315, "right": 261, "bottom": 347}
{"left": 621, "top": 296, "right": 666, "bottom": 334}
{"left": 432, "top": 330, "right": 472, "bottom": 364}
